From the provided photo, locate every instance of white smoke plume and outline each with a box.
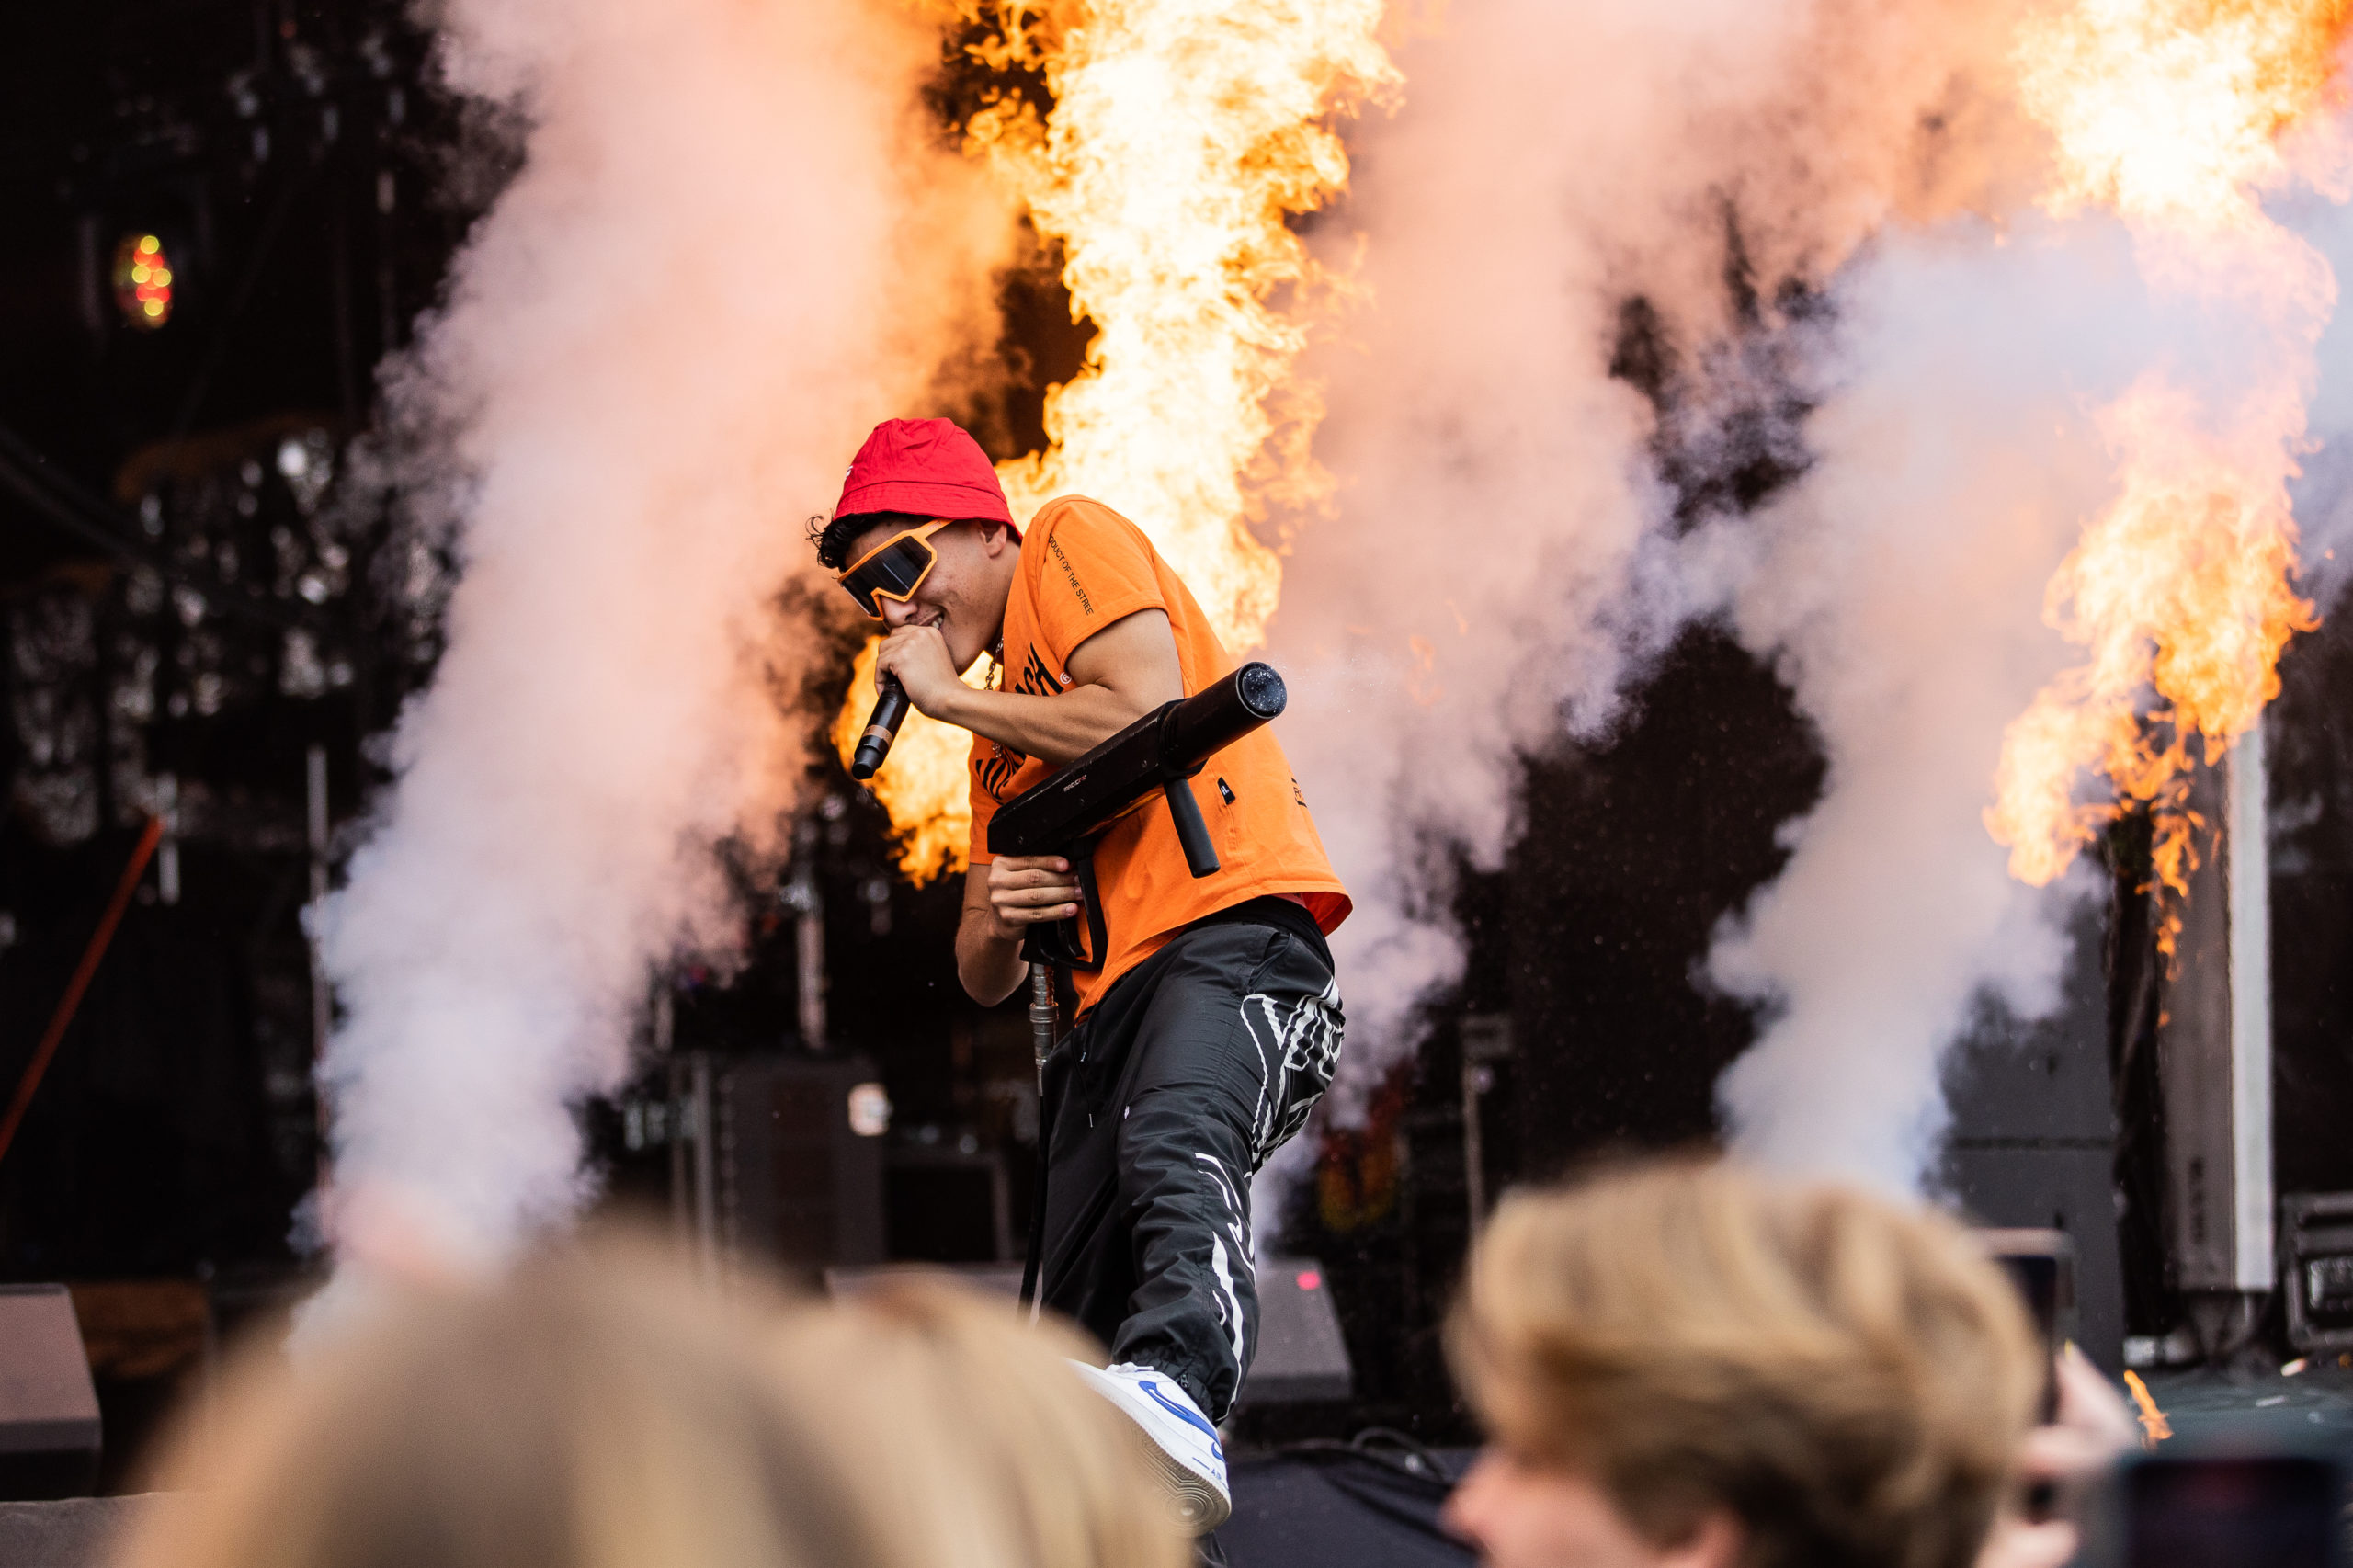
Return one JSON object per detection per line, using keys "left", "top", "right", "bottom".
{"left": 1277, "top": 0, "right": 2353, "bottom": 1187}
{"left": 309, "top": 0, "right": 1006, "bottom": 1278}
{"left": 1277, "top": 0, "right": 2024, "bottom": 1128}
{"left": 1705, "top": 222, "right": 2166, "bottom": 1178}
{"left": 2286, "top": 188, "right": 2353, "bottom": 598}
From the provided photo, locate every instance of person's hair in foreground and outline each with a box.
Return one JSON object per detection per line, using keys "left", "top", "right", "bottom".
{"left": 767, "top": 1278, "right": 1189, "bottom": 1568}
{"left": 109, "top": 1240, "right": 1184, "bottom": 1568}
{"left": 1446, "top": 1158, "right": 2041, "bottom": 1568}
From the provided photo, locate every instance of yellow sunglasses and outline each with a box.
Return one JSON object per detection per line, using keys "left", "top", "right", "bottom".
{"left": 835, "top": 519, "right": 953, "bottom": 619}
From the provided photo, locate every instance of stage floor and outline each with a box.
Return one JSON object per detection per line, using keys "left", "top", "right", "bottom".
{"left": 2141, "top": 1363, "right": 2353, "bottom": 1444}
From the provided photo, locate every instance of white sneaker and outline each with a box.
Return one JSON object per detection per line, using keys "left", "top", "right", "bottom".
{"left": 1070, "top": 1359, "right": 1232, "bottom": 1532}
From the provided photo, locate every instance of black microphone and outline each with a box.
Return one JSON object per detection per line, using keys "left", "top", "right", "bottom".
{"left": 849, "top": 674, "right": 910, "bottom": 780}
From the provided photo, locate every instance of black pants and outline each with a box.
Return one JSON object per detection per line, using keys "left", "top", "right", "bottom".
{"left": 1032, "top": 900, "right": 1345, "bottom": 1423}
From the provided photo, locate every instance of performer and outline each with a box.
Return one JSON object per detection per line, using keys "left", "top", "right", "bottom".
{"left": 814, "top": 417, "right": 1349, "bottom": 1532}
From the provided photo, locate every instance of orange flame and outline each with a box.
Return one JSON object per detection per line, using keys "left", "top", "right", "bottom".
{"left": 1987, "top": 0, "right": 2349, "bottom": 903}
{"left": 845, "top": 0, "right": 1397, "bottom": 879}
{"left": 2122, "top": 1369, "right": 2174, "bottom": 1443}
{"left": 965, "top": 0, "right": 1395, "bottom": 650}
{"left": 2018, "top": 0, "right": 2351, "bottom": 229}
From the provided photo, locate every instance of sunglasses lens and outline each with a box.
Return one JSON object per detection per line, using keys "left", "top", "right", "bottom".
{"left": 839, "top": 533, "right": 935, "bottom": 617}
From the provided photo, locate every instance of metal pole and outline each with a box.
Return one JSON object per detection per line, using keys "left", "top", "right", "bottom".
{"left": 1023, "top": 958, "right": 1059, "bottom": 1324}
{"left": 1461, "top": 1015, "right": 1515, "bottom": 1235}
{"left": 654, "top": 980, "right": 688, "bottom": 1243}
{"left": 781, "top": 813, "right": 825, "bottom": 1051}
{"left": 2158, "top": 733, "right": 2275, "bottom": 1359}
{"left": 1028, "top": 961, "right": 1058, "bottom": 1091}
{"left": 0, "top": 817, "right": 164, "bottom": 1167}
{"left": 155, "top": 772, "right": 180, "bottom": 905}
{"left": 2225, "top": 723, "right": 2274, "bottom": 1295}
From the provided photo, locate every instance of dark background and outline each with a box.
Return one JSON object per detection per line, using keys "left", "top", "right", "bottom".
{"left": 1, "top": 0, "right": 2351, "bottom": 1487}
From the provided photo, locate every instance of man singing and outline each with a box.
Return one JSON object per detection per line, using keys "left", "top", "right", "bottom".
{"left": 813, "top": 417, "right": 1349, "bottom": 1532}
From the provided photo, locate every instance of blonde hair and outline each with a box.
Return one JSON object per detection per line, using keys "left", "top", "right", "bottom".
{"left": 1449, "top": 1159, "right": 2040, "bottom": 1568}
{"left": 112, "top": 1243, "right": 888, "bottom": 1568}
{"left": 764, "top": 1277, "right": 1189, "bottom": 1568}
{"left": 116, "top": 1248, "right": 1186, "bottom": 1568}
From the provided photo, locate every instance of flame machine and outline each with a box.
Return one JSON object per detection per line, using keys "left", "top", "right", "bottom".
{"left": 987, "top": 661, "right": 1289, "bottom": 1077}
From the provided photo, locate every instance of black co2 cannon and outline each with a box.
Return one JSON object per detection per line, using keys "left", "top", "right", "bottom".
{"left": 987, "top": 661, "right": 1288, "bottom": 1070}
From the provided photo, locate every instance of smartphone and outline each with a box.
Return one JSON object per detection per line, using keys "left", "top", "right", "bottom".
{"left": 2118, "top": 1453, "right": 2343, "bottom": 1568}
{"left": 1978, "top": 1228, "right": 2076, "bottom": 1421}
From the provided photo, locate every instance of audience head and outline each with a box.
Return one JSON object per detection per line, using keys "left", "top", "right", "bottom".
{"left": 113, "top": 1239, "right": 1182, "bottom": 1568}
{"left": 115, "top": 1238, "right": 886, "bottom": 1568}
{"left": 1445, "top": 1157, "right": 2041, "bottom": 1568}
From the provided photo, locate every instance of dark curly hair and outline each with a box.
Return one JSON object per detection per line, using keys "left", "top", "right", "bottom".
{"left": 806, "top": 510, "right": 930, "bottom": 574}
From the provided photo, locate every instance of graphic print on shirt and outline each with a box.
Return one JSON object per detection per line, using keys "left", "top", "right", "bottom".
{"left": 974, "top": 646, "right": 1064, "bottom": 803}
{"left": 1047, "top": 529, "right": 1095, "bottom": 617}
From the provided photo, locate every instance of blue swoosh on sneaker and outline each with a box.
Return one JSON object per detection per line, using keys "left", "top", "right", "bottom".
{"left": 1139, "top": 1380, "right": 1225, "bottom": 1460}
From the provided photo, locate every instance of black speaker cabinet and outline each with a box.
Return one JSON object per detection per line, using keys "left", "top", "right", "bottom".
{"left": 718, "top": 1054, "right": 888, "bottom": 1276}
{"left": 0, "top": 1286, "right": 99, "bottom": 1500}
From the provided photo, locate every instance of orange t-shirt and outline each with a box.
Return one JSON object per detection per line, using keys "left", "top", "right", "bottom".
{"left": 968, "top": 496, "right": 1351, "bottom": 1013}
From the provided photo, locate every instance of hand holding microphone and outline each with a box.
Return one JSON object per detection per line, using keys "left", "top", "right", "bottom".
{"left": 851, "top": 624, "right": 960, "bottom": 781}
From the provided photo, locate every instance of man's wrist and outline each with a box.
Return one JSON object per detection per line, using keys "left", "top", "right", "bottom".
{"left": 937, "top": 683, "right": 1004, "bottom": 743}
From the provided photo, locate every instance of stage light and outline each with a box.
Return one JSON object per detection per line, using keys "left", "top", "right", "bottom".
{"left": 111, "top": 233, "right": 174, "bottom": 329}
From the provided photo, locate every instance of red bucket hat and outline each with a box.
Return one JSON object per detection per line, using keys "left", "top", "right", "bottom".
{"left": 834, "top": 418, "right": 1017, "bottom": 533}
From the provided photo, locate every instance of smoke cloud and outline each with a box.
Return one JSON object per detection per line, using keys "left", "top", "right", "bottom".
{"left": 1706, "top": 221, "right": 2165, "bottom": 1177}
{"left": 1276, "top": 0, "right": 2353, "bottom": 1187}
{"left": 2286, "top": 188, "right": 2353, "bottom": 596}
{"left": 309, "top": 0, "right": 1006, "bottom": 1277}
{"left": 1275, "top": 0, "right": 2026, "bottom": 1135}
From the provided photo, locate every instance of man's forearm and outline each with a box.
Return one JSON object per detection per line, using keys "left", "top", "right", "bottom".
{"left": 956, "top": 918, "right": 1029, "bottom": 1006}
{"left": 937, "top": 684, "right": 1152, "bottom": 768}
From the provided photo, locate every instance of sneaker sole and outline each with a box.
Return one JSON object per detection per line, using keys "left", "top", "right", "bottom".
{"left": 1137, "top": 1434, "right": 1232, "bottom": 1533}
{"left": 1072, "top": 1363, "right": 1233, "bottom": 1533}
